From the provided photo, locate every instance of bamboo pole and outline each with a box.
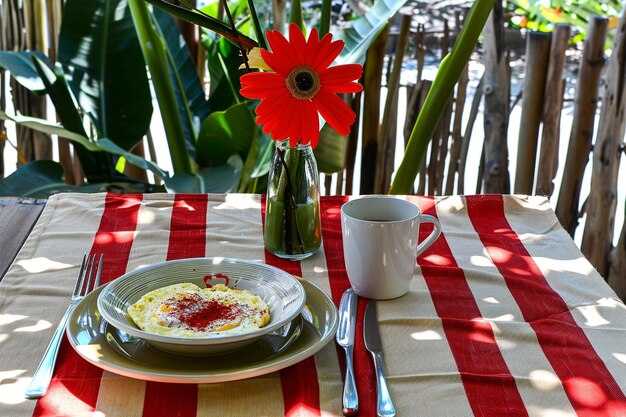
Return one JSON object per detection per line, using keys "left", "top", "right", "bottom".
{"left": 536, "top": 24, "right": 571, "bottom": 197}
{"left": 457, "top": 75, "right": 483, "bottom": 194}
{"left": 124, "top": 141, "right": 150, "bottom": 182}
{"left": 427, "top": 23, "right": 451, "bottom": 195}
{"left": 581, "top": 10, "right": 626, "bottom": 278}
{"left": 514, "top": 31, "right": 551, "bottom": 194}
{"left": 360, "top": 26, "right": 389, "bottom": 194}
{"left": 403, "top": 24, "right": 426, "bottom": 149}
{"left": 416, "top": 80, "right": 431, "bottom": 195}
{"left": 445, "top": 11, "right": 469, "bottom": 195}
{"left": 335, "top": 172, "right": 343, "bottom": 195}
{"left": 609, "top": 212, "right": 626, "bottom": 300}
{"left": 45, "top": 0, "right": 77, "bottom": 184}
{"left": 324, "top": 175, "right": 332, "bottom": 196}
{"left": 174, "top": 0, "right": 198, "bottom": 66}
{"left": 481, "top": 4, "right": 510, "bottom": 193}
{"left": 375, "top": 12, "right": 411, "bottom": 194}
{"left": 556, "top": 16, "right": 607, "bottom": 235}
{"left": 345, "top": 91, "right": 361, "bottom": 194}
{"left": 434, "top": 21, "right": 453, "bottom": 195}
{"left": 444, "top": 63, "right": 468, "bottom": 195}
{"left": 272, "top": 0, "right": 287, "bottom": 32}
{"left": 0, "top": 0, "right": 6, "bottom": 179}
{"left": 146, "top": 130, "right": 162, "bottom": 185}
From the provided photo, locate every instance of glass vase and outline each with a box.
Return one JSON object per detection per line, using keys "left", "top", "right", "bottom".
{"left": 264, "top": 139, "right": 322, "bottom": 260}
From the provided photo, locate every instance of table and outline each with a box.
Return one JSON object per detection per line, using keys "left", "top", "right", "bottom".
{"left": 1, "top": 193, "right": 626, "bottom": 416}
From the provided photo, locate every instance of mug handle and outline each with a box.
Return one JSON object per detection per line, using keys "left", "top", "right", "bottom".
{"left": 416, "top": 214, "right": 442, "bottom": 257}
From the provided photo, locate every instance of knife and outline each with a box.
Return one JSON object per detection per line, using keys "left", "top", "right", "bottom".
{"left": 364, "top": 300, "right": 396, "bottom": 417}
{"left": 336, "top": 288, "right": 359, "bottom": 415}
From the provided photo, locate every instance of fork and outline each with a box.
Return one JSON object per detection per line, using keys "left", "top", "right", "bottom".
{"left": 24, "top": 254, "right": 103, "bottom": 399}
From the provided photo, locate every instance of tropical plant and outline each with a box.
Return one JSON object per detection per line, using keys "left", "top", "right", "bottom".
{"left": 0, "top": 0, "right": 160, "bottom": 195}
{"left": 507, "top": 0, "right": 621, "bottom": 40}
{"left": 390, "top": 0, "right": 494, "bottom": 194}
{"left": 1, "top": 0, "right": 410, "bottom": 196}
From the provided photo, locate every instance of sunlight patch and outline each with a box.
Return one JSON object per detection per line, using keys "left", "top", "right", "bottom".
{"left": 0, "top": 314, "right": 27, "bottom": 326}
{"left": 16, "top": 257, "right": 72, "bottom": 274}
{"left": 577, "top": 305, "right": 610, "bottom": 327}
{"left": 215, "top": 195, "right": 261, "bottom": 210}
{"left": 0, "top": 370, "right": 28, "bottom": 405}
{"left": 612, "top": 353, "right": 626, "bottom": 364}
{"left": 137, "top": 209, "right": 156, "bottom": 225}
{"left": 470, "top": 255, "right": 493, "bottom": 267}
{"left": 14, "top": 320, "right": 51, "bottom": 333}
{"left": 410, "top": 330, "right": 442, "bottom": 341}
{"left": 527, "top": 406, "right": 573, "bottom": 417}
{"left": 529, "top": 369, "right": 561, "bottom": 391}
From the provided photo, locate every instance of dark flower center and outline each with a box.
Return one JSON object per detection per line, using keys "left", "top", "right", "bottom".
{"left": 286, "top": 66, "right": 320, "bottom": 100}
{"left": 295, "top": 72, "right": 314, "bottom": 92}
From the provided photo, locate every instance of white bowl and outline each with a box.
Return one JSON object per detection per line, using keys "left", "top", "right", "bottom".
{"left": 97, "top": 257, "right": 306, "bottom": 356}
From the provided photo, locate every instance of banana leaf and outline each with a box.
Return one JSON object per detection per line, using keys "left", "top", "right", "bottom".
{"left": 0, "top": 160, "right": 164, "bottom": 198}
{"left": 129, "top": 0, "right": 194, "bottom": 174}
{"left": 165, "top": 155, "right": 244, "bottom": 193}
{"left": 58, "top": 0, "right": 153, "bottom": 150}
{"left": 196, "top": 103, "right": 256, "bottom": 166}
{"left": 0, "top": 51, "right": 50, "bottom": 93}
{"left": 152, "top": 7, "right": 212, "bottom": 159}
{"left": 204, "top": 35, "right": 246, "bottom": 112}
{"left": 313, "top": 124, "right": 345, "bottom": 173}
{"left": 0, "top": 110, "right": 170, "bottom": 180}
{"left": 30, "top": 55, "right": 112, "bottom": 178}
{"left": 143, "top": 0, "right": 258, "bottom": 48}
{"left": 336, "top": 0, "right": 409, "bottom": 65}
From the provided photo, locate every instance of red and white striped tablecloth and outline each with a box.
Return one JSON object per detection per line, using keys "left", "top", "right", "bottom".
{"left": 2, "top": 193, "right": 626, "bottom": 417}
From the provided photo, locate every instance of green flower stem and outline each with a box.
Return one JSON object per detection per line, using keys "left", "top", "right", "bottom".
{"left": 129, "top": 0, "right": 193, "bottom": 174}
{"left": 264, "top": 142, "right": 321, "bottom": 256}
{"left": 389, "top": 0, "right": 494, "bottom": 194}
{"left": 246, "top": 0, "right": 267, "bottom": 49}
{"left": 320, "top": 0, "right": 331, "bottom": 36}
{"left": 290, "top": 0, "right": 305, "bottom": 33}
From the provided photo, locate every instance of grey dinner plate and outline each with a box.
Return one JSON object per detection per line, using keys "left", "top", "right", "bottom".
{"left": 66, "top": 280, "right": 338, "bottom": 384}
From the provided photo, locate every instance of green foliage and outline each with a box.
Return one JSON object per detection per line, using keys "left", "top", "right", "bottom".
{"left": 59, "top": 0, "right": 153, "bottom": 149}
{"left": 390, "top": 0, "right": 495, "bottom": 194}
{"left": 1, "top": 0, "right": 420, "bottom": 197}
{"left": 508, "top": 0, "right": 622, "bottom": 41}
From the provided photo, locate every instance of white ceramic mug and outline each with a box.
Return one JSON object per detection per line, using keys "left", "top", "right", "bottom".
{"left": 340, "top": 196, "right": 442, "bottom": 299}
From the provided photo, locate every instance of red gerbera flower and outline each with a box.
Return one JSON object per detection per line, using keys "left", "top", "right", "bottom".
{"left": 240, "top": 24, "right": 363, "bottom": 148}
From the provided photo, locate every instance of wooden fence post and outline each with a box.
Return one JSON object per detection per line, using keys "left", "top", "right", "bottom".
{"left": 481, "top": 3, "right": 510, "bottom": 194}
{"left": 0, "top": 0, "right": 6, "bottom": 179}
{"left": 344, "top": 91, "right": 361, "bottom": 194}
{"left": 424, "top": 22, "right": 453, "bottom": 196}
{"left": 457, "top": 75, "right": 483, "bottom": 194}
{"left": 445, "top": 10, "right": 469, "bottom": 195}
{"left": 375, "top": 11, "right": 412, "bottom": 194}
{"left": 414, "top": 80, "right": 431, "bottom": 196}
{"left": 514, "top": 31, "right": 551, "bottom": 194}
{"left": 609, "top": 212, "right": 626, "bottom": 299}
{"left": 360, "top": 26, "right": 389, "bottom": 194}
{"left": 536, "top": 24, "right": 570, "bottom": 197}
{"left": 556, "top": 16, "right": 607, "bottom": 235}
{"left": 582, "top": 10, "right": 626, "bottom": 278}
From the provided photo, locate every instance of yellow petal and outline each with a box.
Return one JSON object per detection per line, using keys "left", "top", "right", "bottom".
{"left": 239, "top": 47, "right": 273, "bottom": 71}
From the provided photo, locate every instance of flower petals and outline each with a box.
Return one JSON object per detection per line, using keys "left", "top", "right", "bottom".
{"left": 319, "top": 64, "right": 364, "bottom": 92}
{"left": 239, "top": 24, "right": 362, "bottom": 148}
{"left": 240, "top": 72, "right": 285, "bottom": 98}
{"left": 314, "top": 89, "right": 355, "bottom": 136}
{"left": 311, "top": 35, "right": 344, "bottom": 72}
{"left": 289, "top": 24, "right": 307, "bottom": 65}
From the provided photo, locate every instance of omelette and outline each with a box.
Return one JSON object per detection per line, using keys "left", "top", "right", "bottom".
{"left": 127, "top": 283, "right": 270, "bottom": 337}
